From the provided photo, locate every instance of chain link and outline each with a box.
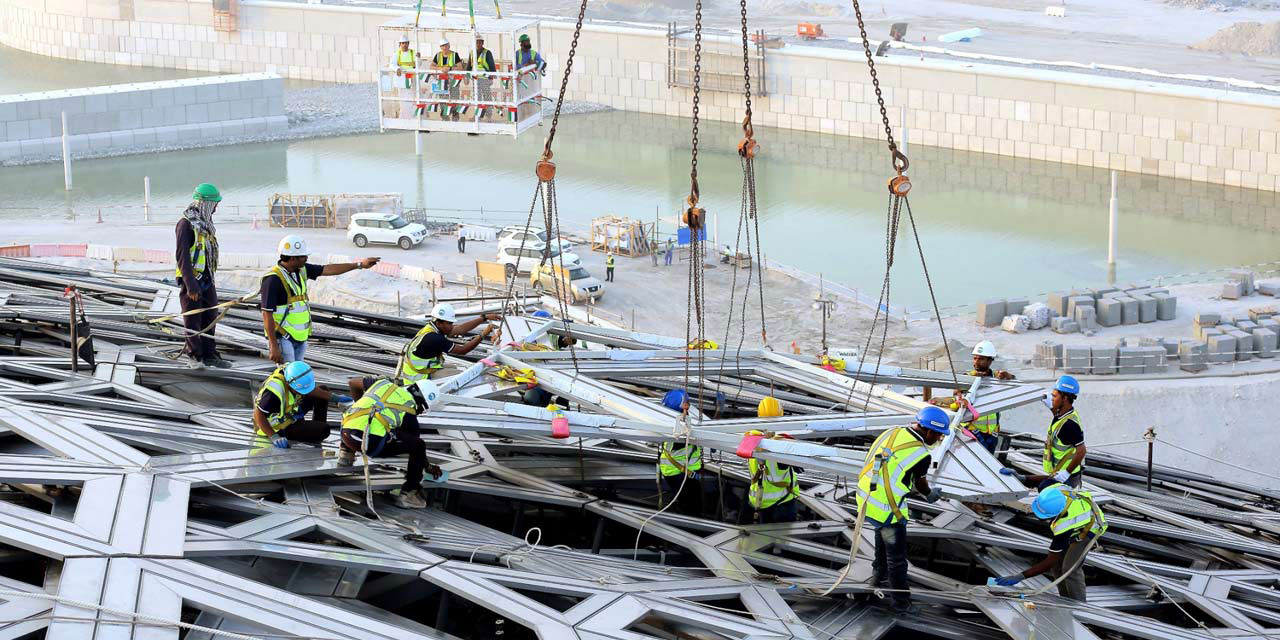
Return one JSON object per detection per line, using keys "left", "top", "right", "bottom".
{"left": 541, "top": 0, "right": 588, "bottom": 159}
{"left": 688, "top": 0, "right": 703, "bottom": 202}
{"left": 849, "top": 0, "right": 906, "bottom": 170}
{"left": 738, "top": 0, "right": 752, "bottom": 118}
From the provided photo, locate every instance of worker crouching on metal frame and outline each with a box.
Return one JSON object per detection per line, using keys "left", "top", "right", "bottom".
{"left": 338, "top": 377, "right": 446, "bottom": 509}
{"left": 991, "top": 483, "right": 1108, "bottom": 602}
{"left": 252, "top": 361, "right": 343, "bottom": 449}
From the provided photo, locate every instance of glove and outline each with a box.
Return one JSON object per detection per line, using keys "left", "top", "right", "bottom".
{"left": 925, "top": 487, "right": 942, "bottom": 503}
{"left": 270, "top": 434, "right": 290, "bottom": 449}
{"left": 332, "top": 394, "right": 353, "bottom": 406}
{"left": 994, "top": 574, "right": 1023, "bottom": 587}
{"left": 999, "top": 467, "right": 1027, "bottom": 482}
{"left": 1053, "top": 470, "right": 1070, "bottom": 484}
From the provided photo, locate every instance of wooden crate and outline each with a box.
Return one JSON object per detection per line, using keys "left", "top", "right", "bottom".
{"left": 590, "top": 216, "right": 652, "bottom": 257}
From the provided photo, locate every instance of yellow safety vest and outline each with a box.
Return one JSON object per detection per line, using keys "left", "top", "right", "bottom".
{"left": 398, "top": 322, "right": 445, "bottom": 383}
{"left": 658, "top": 442, "right": 702, "bottom": 477}
{"left": 960, "top": 369, "right": 1000, "bottom": 435}
{"left": 397, "top": 48, "right": 416, "bottom": 69}
{"left": 265, "top": 265, "right": 312, "bottom": 342}
{"left": 749, "top": 457, "right": 799, "bottom": 509}
{"left": 474, "top": 49, "right": 493, "bottom": 72}
{"left": 1043, "top": 409, "right": 1085, "bottom": 475}
{"left": 606, "top": 255, "right": 616, "bottom": 268}
{"left": 1047, "top": 483, "right": 1108, "bottom": 540}
{"left": 255, "top": 367, "right": 299, "bottom": 434}
{"left": 341, "top": 378, "right": 417, "bottom": 438}
{"left": 175, "top": 227, "right": 211, "bottom": 280}
{"left": 855, "top": 427, "right": 931, "bottom": 525}
{"left": 516, "top": 48, "right": 540, "bottom": 69}
{"left": 433, "top": 51, "right": 458, "bottom": 67}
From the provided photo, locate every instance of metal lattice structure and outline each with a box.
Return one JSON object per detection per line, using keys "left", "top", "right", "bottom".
{"left": 1, "top": 257, "right": 1279, "bottom": 640}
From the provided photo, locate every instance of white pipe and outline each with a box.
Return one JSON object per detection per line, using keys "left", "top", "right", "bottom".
{"left": 414, "top": 130, "right": 423, "bottom": 155}
{"left": 143, "top": 176, "right": 151, "bottom": 222}
{"left": 61, "top": 111, "right": 72, "bottom": 191}
{"left": 1108, "top": 170, "right": 1118, "bottom": 275}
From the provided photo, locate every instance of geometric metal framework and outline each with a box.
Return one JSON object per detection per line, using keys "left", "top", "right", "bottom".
{"left": 1, "top": 257, "right": 1279, "bottom": 640}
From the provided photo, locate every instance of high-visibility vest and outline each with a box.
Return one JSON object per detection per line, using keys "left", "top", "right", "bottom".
{"left": 606, "top": 255, "right": 616, "bottom": 268}
{"left": 175, "top": 227, "right": 211, "bottom": 280}
{"left": 474, "top": 49, "right": 493, "bottom": 72}
{"left": 255, "top": 366, "right": 299, "bottom": 434}
{"left": 516, "top": 48, "right": 541, "bottom": 69}
{"left": 265, "top": 265, "right": 312, "bottom": 342}
{"left": 1046, "top": 483, "right": 1108, "bottom": 541}
{"left": 397, "top": 48, "right": 416, "bottom": 69}
{"left": 658, "top": 442, "right": 702, "bottom": 477}
{"left": 341, "top": 378, "right": 417, "bottom": 439}
{"left": 855, "top": 427, "right": 931, "bottom": 525}
{"left": 1043, "top": 409, "right": 1085, "bottom": 475}
{"left": 433, "top": 51, "right": 458, "bottom": 67}
{"left": 960, "top": 369, "right": 1000, "bottom": 435}
{"left": 398, "top": 322, "right": 445, "bottom": 383}
{"left": 749, "top": 457, "right": 799, "bottom": 509}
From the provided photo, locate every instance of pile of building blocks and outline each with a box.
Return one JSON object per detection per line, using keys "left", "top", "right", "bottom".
{"left": 979, "top": 285, "right": 1177, "bottom": 336}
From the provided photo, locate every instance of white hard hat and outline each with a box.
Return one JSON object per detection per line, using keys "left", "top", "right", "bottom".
{"left": 278, "top": 235, "right": 308, "bottom": 257}
{"left": 973, "top": 340, "right": 997, "bottom": 358}
{"left": 439, "top": 38, "right": 450, "bottom": 46}
{"left": 414, "top": 379, "right": 441, "bottom": 412}
{"left": 431, "top": 302, "right": 457, "bottom": 323}
{"left": 399, "top": 36, "right": 410, "bottom": 43}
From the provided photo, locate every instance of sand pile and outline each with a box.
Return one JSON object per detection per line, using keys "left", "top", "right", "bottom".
{"left": 1193, "top": 21, "right": 1280, "bottom": 56}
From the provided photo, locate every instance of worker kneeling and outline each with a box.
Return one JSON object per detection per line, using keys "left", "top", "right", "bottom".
{"left": 855, "top": 406, "right": 948, "bottom": 614}
{"left": 339, "top": 378, "right": 446, "bottom": 509}
{"left": 253, "top": 362, "right": 341, "bottom": 448}
{"left": 991, "top": 483, "right": 1107, "bottom": 602}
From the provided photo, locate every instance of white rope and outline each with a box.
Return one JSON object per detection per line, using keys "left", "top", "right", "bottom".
{"left": 0, "top": 589, "right": 266, "bottom": 640}
{"left": 1153, "top": 437, "right": 1280, "bottom": 483}
{"left": 632, "top": 414, "right": 696, "bottom": 560}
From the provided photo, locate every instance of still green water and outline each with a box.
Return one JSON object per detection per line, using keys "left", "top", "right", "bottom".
{"left": 0, "top": 44, "right": 207, "bottom": 94}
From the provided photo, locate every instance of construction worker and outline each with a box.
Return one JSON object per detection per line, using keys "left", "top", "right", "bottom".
{"left": 746, "top": 397, "right": 801, "bottom": 524}
{"left": 252, "top": 361, "right": 338, "bottom": 448}
{"left": 174, "top": 183, "right": 229, "bottom": 369}
{"left": 605, "top": 251, "right": 615, "bottom": 282}
{"left": 990, "top": 482, "right": 1107, "bottom": 602}
{"left": 391, "top": 36, "right": 419, "bottom": 80}
{"left": 665, "top": 238, "right": 674, "bottom": 266}
{"left": 469, "top": 36, "right": 496, "bottom": 109}
{"left": 657, "top": 390, "right": 704, "bottom": 517}
{"left": 260, "top": 235, "right": 380, "bottom": 364}
{"left": 515, "top": 34, "right": 546, "bottom": 74}
{"left": 931, "top": 340, "right": 1014, "bottom": 454}
{"left": 339, "top": 377, "right": 446, "bottom": 509}
{"left": 855, "top": 406, "right": 948, "bottom": 614}
{"left": 1006, "top": 375, "right": 1087, "bottom": 490}
{"left": 389, "top": 303, "right": 499, "bottom": 385}
{"left": 431, "top": 38, "right": 462, "bottom": 120}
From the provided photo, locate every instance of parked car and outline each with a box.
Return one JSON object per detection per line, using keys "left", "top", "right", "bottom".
{"left": 530, "top": 263, "right": 605, "bottom": 304}
{"left": 347, "top": 212, "right": 427, "bottom": 250}
{"left": 496, "top": 245, "right": 582, "bottom": 277}
{"left": 497, "top": 226, "right": 573, "bottom": 253}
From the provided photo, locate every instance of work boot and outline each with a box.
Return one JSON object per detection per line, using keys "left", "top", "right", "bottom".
{"left": 867, "top": 571, "right": 886, "bottom": 589}
{"left": 186, "top": 355, "right": 206, "bottom": 369}
{"left": 203, "top": 355, "right": 232, "bottom": 369}
{"left": 393, "top": 488, "right": 427, "bottom": 509}
{"left": 336, "top": 449, "right": 355, "bottom": 467}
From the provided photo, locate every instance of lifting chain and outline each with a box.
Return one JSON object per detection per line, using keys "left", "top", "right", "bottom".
{"left": 735, "top": 0, "right": 757, "bottom": 160}
{"left": 849, "top": 0, "right": 910, "bottom": 195}
{"left": 535, "top": 0, "right": 588, "bottom": 183}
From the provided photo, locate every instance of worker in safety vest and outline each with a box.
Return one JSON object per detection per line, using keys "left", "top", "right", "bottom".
{"left": 1004, "top": 375, "right": 1087, "bottom": 491}
{"left": 855, "top": 406, "right": 948, "bottom": 614}
{"left": 174, "top": 183, "right": 230, "bottom": 369}
{"left": 515, "top": 34, "right": 546, "bottom": 74}
{"left": 746, "top": 397, "right": 802, "bottom": 524}
{"left": 469, "top": 36, "right": 496, "bottom": 114}
{"left": 605, "top": 252, "right": 615, "bottom": 282}
{"left": 259, "top": 235, "right": 380, "bottom": 365}
{"left": 931, "top": 340, "right": 1014, "bottom": 454}
{"left": 431, "top": 38, "right": 462, "bottom": 120}
{"left": 252, "top": 361, "right": 344, "bottom": 448}
{"left": 990, "top": 482, "right": 1107, "bottom": 602}
{"left": 389, "top": 303, "right": 499, "bottom": 385}
{"left": 339, "top": 378, "right": 446, "bottom": 509}
{"left": 657, "top": 390, "right": 705, "bottom": 517}
{"left": 391, "top": 36, "right": 419, "bottom": 82}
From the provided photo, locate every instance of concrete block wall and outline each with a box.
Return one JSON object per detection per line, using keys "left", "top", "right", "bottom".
{"left": 0, "top": 73, "right": 285, "bottom": 162}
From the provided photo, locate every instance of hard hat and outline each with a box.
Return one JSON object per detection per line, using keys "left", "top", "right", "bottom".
{"left": 398, "top": 36, "right": 410, "bottom": 43}
{"left": 278, "top": 235, "right": 307, "bottom": 257}
{"left": 532, "top": 310, "right": 553, "bottom": 319}
{"left": 439, "top": 38, "right": 450, "bottom": 46}
{"left": 475, "top": 35, "right": 485, "bottom": 41}
{"left": 1031, "top": 485, "right": 1068, "bottom": 519}
{"left": 192, "top": 183, "right": 221, "bottom": 202}
{"left": 662, "top": 389, "right": 688, "bottom": 412}
{"left": 915, "top": 406, "right": 951, "bottom": 435}
{"left": 282, "top": 361, "right": 315, "bottom": 394}
{"left": 431, "top": 303, "right": 457, "bottom": 323}
{"left": 757, "top": 396, "right": 783, "bottom": 418}
{"left": 519, "top": 33, "right": 530, "bottom": 42}
{"left": 1054, "top": 375, "right": 1080, "bottom": 396}
{"left": 414, "top": 379, "right": 441, "bottom": 412}
{"left": 972, "top": 340, "right": 997, "bottom": 358}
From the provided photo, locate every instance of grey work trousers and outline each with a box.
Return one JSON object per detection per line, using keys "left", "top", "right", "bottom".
{"left": 1051, "top": 538, "right": 1092, "bottom": 602}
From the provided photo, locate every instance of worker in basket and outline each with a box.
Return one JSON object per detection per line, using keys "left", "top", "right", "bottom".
{"left": 931, "top": 340, "right": 1014, "bottom": 454}
{"left": 990, "top": 482, "right": 1107, "bottom": 602}
{"left": 339, "top": 377, "right": 447, "bottom": 509}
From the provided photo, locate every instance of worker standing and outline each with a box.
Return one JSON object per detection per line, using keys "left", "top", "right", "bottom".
{"left": 390, "top": 303, "right": 499, "bottom": 385}
{"left": 469, "top": 36, "right": 496, "bottom": 111}
{"left": 746, "top": 397, "right": 801, "bottom": 524}
{"left": 260, "top": 235, "right": 380, "bottom": 364}
{"left": 339, "top": 378, "right": 447, "bottom": 509}
{"left": 605, "top": 251, "right": 615, "bottom": 282}
{"left": 1005, "top": 375, "right": 1086, "bottom": 490}
{"left": 514, "top": 34, "right": 546, "bottom": 74}
{"left": 391, "top": 36, "right": 419, "bottom": 83}
{"left": 990, "top": 482, "right": 1107, "bottom": 602}
{"left": 174, "top": 183, "right": 229, "bottom": 369}
{"left": 855, "top": 407, "right": 947, "bottom": 614}
{"left": 431, "top": 38, "right": 462, "bottom": 121}
{"left": 657, "top": 390, "right": 704, "bottom": 517}
{"left": 931, "top": 340, "right": 1014, "bottom": 454}
{"left": 665, "top": 239, "right": 674, "bottom": 266}
{"left": 252, "top": 361, "right": 339, "bottom": 448}
{"left": 457, "top": 227, "right": 467, "bottom": 253}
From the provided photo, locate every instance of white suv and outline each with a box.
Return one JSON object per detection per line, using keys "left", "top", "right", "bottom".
{"left": 497, "top": 226, "right": 572, "bottom": 253}
{"left": 347, "top": 212, "right": 427, "bottom": 250}
{"left": 496, "top": 245, "right": 582, "bottom": 278}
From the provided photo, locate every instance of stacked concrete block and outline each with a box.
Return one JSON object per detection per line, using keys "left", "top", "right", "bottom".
{"left": 1119, "top": 297, "right": 1140, "bottom": 325}
{"left": 1074, "top": 305, "right": 1098, "bottom": 333}
{"left": 1142, "top": 346, "right": 1168, "bottom": 372}
{"left": 1094, "top": 287, "right": 1118, "bottom": 299}
{"left": 1091, "top": 347, "right": 1117, "bottom": 374}
{"left": 1047, "top": 292, "right": 1071, "bottom": 317}
{"left": 1227, "top": 271, "right": 1256, "bottom": 295}
{"left": 1249, "top": 307, "right": 1276, "bottom": 322}
{"left": 977, "top": 299, "right": 1006, "bottom": 327}
{"left": 1201, "top": 327, "right": 1224, "bottom": 341}
{"left": 1260, "top": 318, "right": 1280, "bottom": 333}
{"left": 1096, "top": 298, "right": 1123, "bottom": 327}
{"left": 1229, "top": 330, "right": 1254, "bottom": 360}
{"left": 1179, "top": 340, "right": 1208, "bottom": 372}
{"left": 1160, "top": 338, "right": 1181, "bottom": 357}
{"left": 1150, "top": 292, "right": 1177, "bottom": 321}
{"left": 1132, "top": 294, "right": 1157, "bottom": 323}
{"left": 1005, "top": 298, "right": 1029, "bottom": 316}
{"left": 1207, "top": 334, "right": 1237, "bottom": 363}
{"left": 1255, "top": 328, "right": 1278, "bottom": 358}
{"left": 1066, "top": 296, "right": 1094, "bottom": 320}
{"left": 1260, "top": 283, "right": 1279, "bottom": 297}
{"left": 1237, "top": 320, "right": 1259, "bottom": 332}
{"left": 1064, "top": 345, "right": 1090, "bottom": 374}
{"left": 1222, "top": 281, "right": 1245, "bottom": 300}
{"left": 1052, "top": 317, "right": 1079, "bottom": 334}
{"left": 1033, "top": 342, "right": 1063, "bottom": 369}
{"left": 1117, "top": 347, "right": 1145, "bottom": 374}
{"left": 1193, "top": 313, "right": 1220, "bottom": 340}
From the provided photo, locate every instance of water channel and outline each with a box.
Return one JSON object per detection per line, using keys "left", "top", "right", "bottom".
{"left": 4, "top": 44, "right": 1279, "bottom": 307}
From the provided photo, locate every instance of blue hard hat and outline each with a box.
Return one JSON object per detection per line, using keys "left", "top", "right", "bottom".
{"left": 1054, "top": 375, "right": 1080, "bottom": 396}
{"left": 283, "top": 361, "right": 315, "bottom": 394}
{"left": 915, "top": 406, "right": 951, "bottom": 435}
{"left": 663, "top": 389, "right": 689, "bottom": 412}
{"left": 532, "top": 310, "right": 553, "bottom": 319}
{"left": 1032, "top": 485, "right": 1068, "bottom": 519}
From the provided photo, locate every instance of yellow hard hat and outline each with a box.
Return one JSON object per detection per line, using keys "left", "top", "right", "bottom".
{"left": 757, "top": 396, "right": 783, "bottom": 418}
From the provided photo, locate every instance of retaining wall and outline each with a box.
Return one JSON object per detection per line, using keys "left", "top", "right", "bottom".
{"left": 0, "top": 72, "right": 286, "bottom": 162}
{"left": 4, "top": 0, "right": 1280, "bottom": 191}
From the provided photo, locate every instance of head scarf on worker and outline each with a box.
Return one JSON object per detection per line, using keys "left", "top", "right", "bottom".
{"left": 182, "top": 198, "right": 220, "bottom": 275}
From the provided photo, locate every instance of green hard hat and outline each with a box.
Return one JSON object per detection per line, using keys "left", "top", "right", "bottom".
{"left": 519, "top": 34, "right": 530, "bottom": 42}
{"left": 192, "top": 183, "right": 222, "bottom": 202}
